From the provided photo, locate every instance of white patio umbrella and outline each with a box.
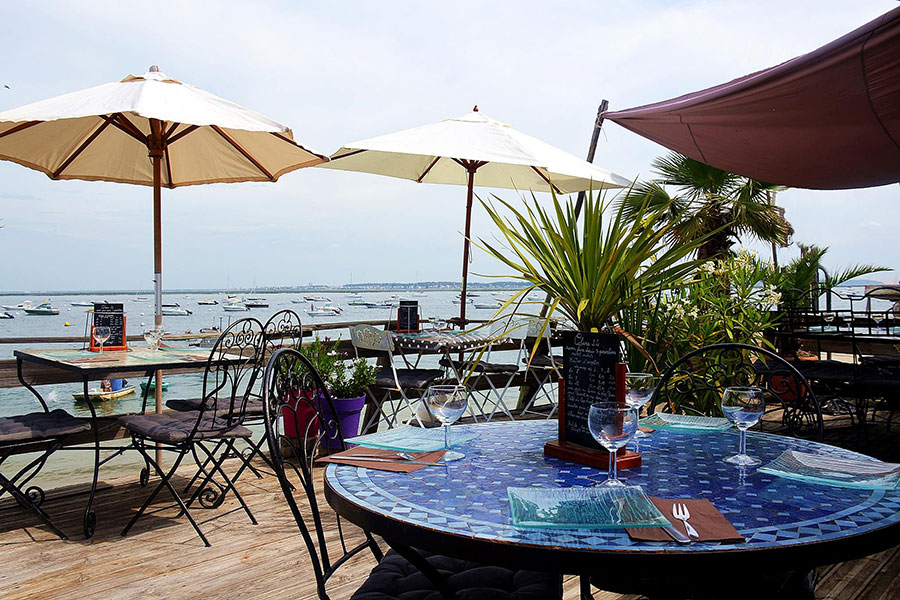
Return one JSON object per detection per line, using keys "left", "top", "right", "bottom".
{"left": 319, "top": 107, "right": 630, "bottom": 324}
{"left": 0, "top": 66, "right": 326, "bottom": 326}
{"left": 0, "top": 66, "right": 326, "bottom": 424}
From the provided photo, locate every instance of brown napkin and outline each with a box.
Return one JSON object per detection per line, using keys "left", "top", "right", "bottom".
{"left": 638, "top": 425, "right": 655, "bottom": 433}
{"left": 66, "top": 355, "right": 121, "bottom": 364}
{"left": 317, "top": 446, "right": 446, "bottom": 473}
{"left": 627, "top": 497, "right": 744, "bottom": 543}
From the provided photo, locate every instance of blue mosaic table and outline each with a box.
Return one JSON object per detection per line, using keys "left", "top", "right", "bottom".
{"left": 324, "top": 420, "right": 900, "bottom": 579}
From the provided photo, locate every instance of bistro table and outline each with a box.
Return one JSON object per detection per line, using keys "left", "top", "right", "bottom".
{"left": 14, "top": 346, "right": 216, "bottom": 536}
{"left": 325, "top": 420, "right": 900, "bottom": 597}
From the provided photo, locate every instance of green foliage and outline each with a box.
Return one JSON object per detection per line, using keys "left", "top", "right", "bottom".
{"left": 299, "top": 336, "right": 376, "bottom": 398}
{"left": 621, "top": 152, "right": 793, "bottom": 260}
{"left": 475, "top": 187, "right": 706, "bottom": 333}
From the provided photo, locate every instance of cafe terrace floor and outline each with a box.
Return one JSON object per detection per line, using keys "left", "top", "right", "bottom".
{"left": 0, "top": 417, "right": 898, "bottom": 599}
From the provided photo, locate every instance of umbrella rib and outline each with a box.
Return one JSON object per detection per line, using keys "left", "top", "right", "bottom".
{"left": 327, "top": 148, "right": 366, "bottom": 161}
{"left": 163, "top": 145, "right": 175, "bottom": 188}
{"left": 167, "top": 124, "right": 200, "bottom": 146}
{"left": 416, "top": 157, "right": 441, "bottom": 183}
{"left": 52, "top": 118, "right": 112, "bottom": 179}
{"left": 211, "top": 125, "right": 275, "bottom": 181}
{"left": 530, "top": 166, "right": 562, "bottom": 194}
{"left": 107, "top": 113, "right": 148, "bottom": 145}
{"left": 0, "top": 121, "right": 40, "bottom": 140}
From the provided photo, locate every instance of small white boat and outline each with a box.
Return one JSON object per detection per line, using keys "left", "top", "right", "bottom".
{"left": 73, "top": 386, "right": 136, "bottom": 401}
{"left": 411, "top": 292, "right": 427, "bottom": 297}
{"left": 306, "top": 304, "right": 342, "bottom": 316}
{"left": 244, "top": 300, "right": 269, "bottom": 308}
{"left": 162, "top": 307, "right": 192, "bottom": 316}
{"left": 197, "top": 299, "right": 218, "bottom": 305}
{"left": 24, "top": 302, "right": 60, "bottom": 315}
{"left": 70, "top": 301, "right": 94, "bottom": 307}
{"left": 0, "top": 311, "right": 14, "bottom": 319}
{"left": 162, "top": 302, "right": 181, "bottom": 308}
{"left": 134, "top": 296, "right": 148, "bottom": 301}
{"left": 1, "top": 302, "right": 27, "bottom": 310}
{"left": 347, "top": 297, "right": 369, "bottom": 305}
{"left": 223, "top": 304, "right": 248, "bottom": 312}
{"left": 304, "top": 295, "right": 331, "bottom": 302}
{"left": 290, "top": 298, "right": 306, "bottom": 304}
{"left": 473, "top": 302, "right": 500, "bottom": 310}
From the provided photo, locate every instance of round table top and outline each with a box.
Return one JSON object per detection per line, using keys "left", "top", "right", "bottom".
{"left": 325, "top": 420, "right": 900, "bottom": 572}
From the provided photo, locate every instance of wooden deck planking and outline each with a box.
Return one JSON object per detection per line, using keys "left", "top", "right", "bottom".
{"left": 0, "top": 447, "right": 897, "bottom": 598}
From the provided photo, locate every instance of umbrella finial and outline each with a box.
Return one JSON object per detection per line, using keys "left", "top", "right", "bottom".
{"left": 473, "top": 105, "right": 478, "bottom": 112}
{"left": 149, "top": 65, "right": 160, "bottom": 73}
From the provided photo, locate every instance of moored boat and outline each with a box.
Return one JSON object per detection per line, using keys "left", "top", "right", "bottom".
{"left": 197, "top": 299, "right": 218, "bottom": 305}
{"left": 24, "top": 302, "right": 60, "bottom": 315}
{"left": 139, "top": 381, "right": 170, "bottom": 394}
{"left": 161, "top": 307, "right": 192, "bottom": 316}
{"left": 0, "top": 312, "right": 13, "bottom": 319}
{"left": 73, "top": 385, "right": 136, "bottom": 401}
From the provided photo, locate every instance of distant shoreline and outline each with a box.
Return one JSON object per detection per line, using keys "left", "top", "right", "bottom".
{"left": 0, "top": 283, "right": 529, "bottom": 296}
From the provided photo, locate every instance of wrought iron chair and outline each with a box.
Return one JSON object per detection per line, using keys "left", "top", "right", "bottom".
{"left": 168, "top": 310, "right": 305, "bottom": 489}
{"left": 350, "top": 324, "right": 443, "bottom": 433}
{"left": 262, "top": 347, "right": 563, "bottom": 600}
{"left": 649, "top": 343, "right": 824, "bottom": 441}
{"left": 0, "top": 395, "right": 93, "bottom": 539}
{"left": 517, "top": 319, "right": 563, "bottom": 419}
{"left": 119, "top": 317, "right": 265, "bottom": 546}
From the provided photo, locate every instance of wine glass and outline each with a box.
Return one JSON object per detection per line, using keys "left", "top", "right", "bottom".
{"left": 424, "top": 385, "right": 468, "bottom": 462}
{"left": 823, "top": 312, "right": 835, "bottom": 330}
{"left": 625, "top": 373, "right": 655, "bottom": 440}
{"left": 588, "top": 402, "right": 639, "bottom": 487}
{"left": 143, "top": 327, "right": 161, "bottom": 351}
{"left": 721, "top": 386, "right": 765, "bottom": 466}
{"left": 93, "top": 326, "right": 111, "bottom": 354}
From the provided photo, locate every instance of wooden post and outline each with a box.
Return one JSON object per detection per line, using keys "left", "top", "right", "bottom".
{"left": 149, "top": 118, "right": 165, "bottom": 466}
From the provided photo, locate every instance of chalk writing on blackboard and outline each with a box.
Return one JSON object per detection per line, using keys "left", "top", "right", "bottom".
{"left": 562, "top": 331, "right": 620, "bottom": 449}
{"left": 397, "top": 301, "right": 420, "bottom": 333}
{"left": 91, "top": 303, "right": 127, "bottom": 351}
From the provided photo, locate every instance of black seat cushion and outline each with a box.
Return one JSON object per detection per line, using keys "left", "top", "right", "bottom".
{"left": 351, "top": 549, "right": 562, "bottom": 600}
{"left": 523, "top": 354, "right": 560, "bottom": 369}
{"left": 119, "top": 411, "right": 252, "bottom": 444}
{"left": 0, "top": 409, "right": 91, "bottom": 444}
{"left": 375, "top": 369, "right": 444, "bottom": 390}
{"left": 439, "top": 358, "right": 519, "bottom": 374}
{"left": 792, "top": 359, "right": 859, "bottom": 383}
{"left": 166, "top": 397, "right": 264, "bottom": 417}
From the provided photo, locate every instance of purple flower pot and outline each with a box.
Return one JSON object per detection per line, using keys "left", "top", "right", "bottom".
{"left": 317, "top": 394, "right": 366, "bottom": 448}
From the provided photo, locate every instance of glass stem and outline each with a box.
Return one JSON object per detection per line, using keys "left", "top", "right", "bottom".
{"left": 608, "top": 449, "right": 617, "bottom": 481}
{"left": 739, "top": 428, "right": 747, "bottom": 456}
{"left": 444, "top": 424, "right": 450, "bottom": 450}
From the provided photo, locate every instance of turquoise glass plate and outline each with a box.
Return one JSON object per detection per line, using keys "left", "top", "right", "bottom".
{"left": 641, "top": 412, "right": 733, "bottom": 432}
{"left": 759, "top": 450, "right": 900, "bottom": 489}
{"left": 346, "top": 425, "right": 476, "bottom": 452}
{"left": 507, "top": 485, "right": 670, "bottom": 529}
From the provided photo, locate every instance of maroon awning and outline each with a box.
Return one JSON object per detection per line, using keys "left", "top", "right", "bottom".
{"left": 603, "top": 7, "right": 900, "bottom": 190}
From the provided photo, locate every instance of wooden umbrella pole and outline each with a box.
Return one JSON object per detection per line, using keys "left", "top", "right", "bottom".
{"left": 459, "top": 166, "right": 476, "bottom": 328}
{"left": 149, "top": 118, "right": 165, "bottom": 466}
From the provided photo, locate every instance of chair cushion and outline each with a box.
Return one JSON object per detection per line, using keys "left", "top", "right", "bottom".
{"left": 351, "top": 549, "right": 562, "bottom": 600}
{"left": 375, "top": 369, "right": 444, "bottom": 390}
{"left": 523, "top": 354, "right": 561, "bottom": 369}
{"left": 119, "top": 411, "right": 252, "bottom": 444}
{"left": 792, "top": 359, "right": 858, "bottom": 383}
{"left": 166, "top": 397, "right": 264, "bottom": 417}
{"left": 439, "top": 358, "right": 519, "bottom": 374}
{"left": 0, "top": 409, "right": 91, "bottom": 444}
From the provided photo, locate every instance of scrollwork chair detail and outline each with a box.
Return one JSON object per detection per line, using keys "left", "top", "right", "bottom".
{"left": 120, "top": 317, "right": 265, "bottom": 546}
{"left": 650, "top": 343, "right": 824, "bottom": 441}
{"left": 262, "top": 347, "right": 563, "bottom": 600}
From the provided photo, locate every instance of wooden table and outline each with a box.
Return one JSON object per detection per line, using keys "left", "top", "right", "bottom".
{"left": 324, "top": 420, "right": 900, "bottom": 598}
{"left": 14, "top": 346, "right": 215, "bottom": 537}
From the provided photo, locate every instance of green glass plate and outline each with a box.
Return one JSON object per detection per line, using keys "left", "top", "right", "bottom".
{"left": 507, "top": 485, "right": 670, "bottom": 529}
{"left": 641, "top": 412, "right": 733, "bottom": 432}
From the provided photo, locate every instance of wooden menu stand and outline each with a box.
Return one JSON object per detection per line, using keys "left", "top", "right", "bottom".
{"left": 543, "top": 371, "right": 642, "bottom": 470}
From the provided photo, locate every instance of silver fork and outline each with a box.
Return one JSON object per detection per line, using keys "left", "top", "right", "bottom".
{"left": 672, "top": 503, "right": 700, "bottom": 539}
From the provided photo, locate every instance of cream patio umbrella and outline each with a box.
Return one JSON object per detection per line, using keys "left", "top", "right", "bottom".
{"left": 0, "top": 66, "right": 326, "bottom": 423}
{"left": 0, "top": 66, "right": 326, "bottom": 325}
{"left": 319, "top": 107, "right": 630, "bottom": 324}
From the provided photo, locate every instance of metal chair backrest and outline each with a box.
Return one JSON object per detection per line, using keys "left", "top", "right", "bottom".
{"left": 350, "top": 324, "right": 394, "bottom": 354}
{"left": 262, "top": 348, "right": 381, "bottom": 599}
{"left": 193, "top": 317, "right": 265, "bottom": 435}
{"left": 650, "top": 342, "right": 823, "bottom": 441}
{"left": 263, "top": 309, "right": 304, "bottom": 352}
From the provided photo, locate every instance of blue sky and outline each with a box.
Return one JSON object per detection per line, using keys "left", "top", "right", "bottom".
{"left": 0, "top": 0, "right": 897, "bottom": 291}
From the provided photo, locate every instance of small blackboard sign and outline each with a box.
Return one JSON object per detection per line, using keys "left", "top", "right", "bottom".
{"left": 397, "top": 300, "right": 420, "bottom": 333}
{"left": 561, "top": 330, "right": 620, "bottom": 449}
{"left": 90, "top": 303, "right": 127, "bottom": 351}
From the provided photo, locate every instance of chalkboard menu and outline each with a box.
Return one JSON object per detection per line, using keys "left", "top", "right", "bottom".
{"left": 397, "top": 300, "right": 420, "bottom": 333}
{"left": 90, "top": 303, "right": 127, "bottom": 351}
{"left": 560, "top": 330, "right": 621, "bottom": 449}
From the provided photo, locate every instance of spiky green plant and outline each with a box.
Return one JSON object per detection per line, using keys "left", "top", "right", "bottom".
{"left": 475, "top": 188, "right": 708, "bottom": 333}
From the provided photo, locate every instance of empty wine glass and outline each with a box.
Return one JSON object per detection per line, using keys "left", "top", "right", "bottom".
{"left": 424, "top": 385, "right": 468, "bottom": 462}
{"left": 93, "top": 326, "right": 111, "bottom": 354}
{"left": 625, "top": 373, "right": 655, "bottom": 440}
{"left": 588, "top": 402, "right": 639, "bottom": 487}
{"left": 721, "top": 386, "right": 765, "bottom": 466}
{"left": 143, "top": 327, "right": 161, "bottom": 351}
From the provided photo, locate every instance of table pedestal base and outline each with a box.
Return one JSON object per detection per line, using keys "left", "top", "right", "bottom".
{"left": 543, "top": 440, "right": 641, "bottom": 469}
